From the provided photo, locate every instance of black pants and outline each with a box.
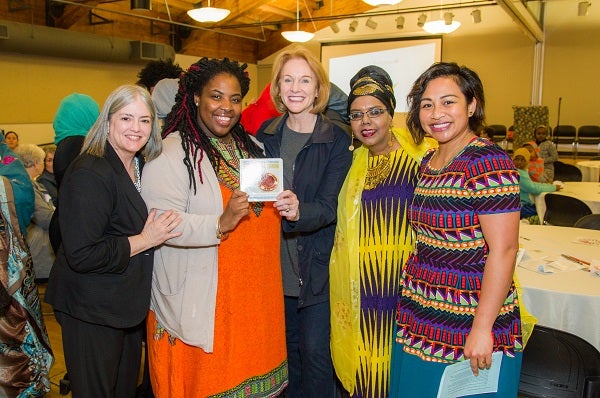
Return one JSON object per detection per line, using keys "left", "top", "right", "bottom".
{"left": 56, "top": 310, "right": 143, "bottom": 398}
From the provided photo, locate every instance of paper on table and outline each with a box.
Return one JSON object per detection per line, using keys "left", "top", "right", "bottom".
{"left": 572, "top": 237, "right": 600, "bottom": 247}
{"left": 436, "top": 351, "right": 503, "bottom": 398}
{"left": 517, "top": 250, "right": 584, "bottom": 274}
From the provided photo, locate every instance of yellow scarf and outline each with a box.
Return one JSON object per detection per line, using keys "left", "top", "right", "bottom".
{"left": 329, "top": 127, "right": 435, "bottom": 393}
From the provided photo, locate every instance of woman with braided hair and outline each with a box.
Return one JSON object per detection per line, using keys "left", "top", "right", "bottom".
{"left": 141, "top": 57, "right": 288, "bottom": 397}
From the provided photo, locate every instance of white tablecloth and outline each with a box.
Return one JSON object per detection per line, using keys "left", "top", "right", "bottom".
{"left": 577, "top": 160, "right": 600, "bottom": 182}
{"left": 516, "top": 224, "right": 600, "bottom": 350}
{"left": 534, "top": 181, "right": 600, "bottom": 222}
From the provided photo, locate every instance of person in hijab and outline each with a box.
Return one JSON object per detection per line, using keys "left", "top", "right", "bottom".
{"left": 330, "top": 65, "right": 434, "bottom": 398}
{"left": 512, "top": 147, "right": 557, "bottom": 221}
{"left": 49, "top": 93, "right": 100, "bottom": 252}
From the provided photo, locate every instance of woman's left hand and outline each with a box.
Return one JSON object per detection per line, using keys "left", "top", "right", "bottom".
{"left": 464, "top": 327, "right": 494, "bottom": 376}
{"left": 274, "top": 190, "right": 300, "bottom": 221}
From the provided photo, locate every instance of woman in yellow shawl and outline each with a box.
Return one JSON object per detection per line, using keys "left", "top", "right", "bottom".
{"left": 330, "top": 65, "right": 435, "bottom": 397}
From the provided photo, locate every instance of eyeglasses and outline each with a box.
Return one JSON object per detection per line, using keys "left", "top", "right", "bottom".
{"left": 348, "top": 107, "right": 387, "bottom": 122}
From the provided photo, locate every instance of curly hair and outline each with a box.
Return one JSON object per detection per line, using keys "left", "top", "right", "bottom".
{"left": 136, "top": 59, "right": 184, "bottom": 91}
{"left": 406, "top": 62, "right": 485, "bottom": 145}
{"left": 162, "top": 57, "right": 262, "bottom": 193}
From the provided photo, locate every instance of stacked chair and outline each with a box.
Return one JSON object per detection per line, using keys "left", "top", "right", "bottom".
{"left": 575, "top": 125, "right": 600, "bottom": 158}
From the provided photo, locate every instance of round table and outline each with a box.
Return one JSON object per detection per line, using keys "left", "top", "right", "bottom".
{"left": 517, "top": 224, "right": 600, "bottom": 350}
{"left": 576, "top": 160, "right": 600, "bottom": 182}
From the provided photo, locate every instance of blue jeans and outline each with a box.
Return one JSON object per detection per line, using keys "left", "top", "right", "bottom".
{"left": 284, "top": 297, "right": 335, "bottom": 398}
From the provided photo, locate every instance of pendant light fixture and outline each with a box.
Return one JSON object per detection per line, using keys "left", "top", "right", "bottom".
{"left": 187, "top": 0, "right": 230, "bottom": 23}
{"left": 281, "top": 0, "right": 314, "bottom": 42}
{"left": 423, "top": 1, "right": 460, "bottom": 34}
{"left": 362, "top": 0, "right": 403, "bottom": 5}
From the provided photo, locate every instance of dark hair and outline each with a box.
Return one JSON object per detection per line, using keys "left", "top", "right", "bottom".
{"left": 5, "top": 130, "right": 18, "bottom": 140}
{"left": 406, "top": 62, "right": 485, "bottom": 144}
{"left": 163, "top": 57, "right": 261, "bottom": 193}
{"left": 136, "top": 59, "right": 183, "bottom": 90}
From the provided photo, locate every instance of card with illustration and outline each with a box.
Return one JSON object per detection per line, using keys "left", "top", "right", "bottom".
{"left": 240, "top": 158, "right": 283, "bottom": 202}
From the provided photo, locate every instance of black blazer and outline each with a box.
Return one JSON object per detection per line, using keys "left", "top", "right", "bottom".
{"left": 45, "top": 143, "right": 152, "bottom": 329}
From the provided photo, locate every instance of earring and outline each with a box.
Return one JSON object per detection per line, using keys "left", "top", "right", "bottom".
{"left": 388, "top": 130, "right": 394, "bottom": 148}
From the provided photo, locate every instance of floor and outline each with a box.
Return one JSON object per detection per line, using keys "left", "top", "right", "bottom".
{"left": 38, "top": 283, "right": 71, "bottom": 397}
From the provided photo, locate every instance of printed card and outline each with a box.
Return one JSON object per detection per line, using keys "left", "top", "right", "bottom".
{"left": 240, "top": 158, "right": 283, "bottom": 202}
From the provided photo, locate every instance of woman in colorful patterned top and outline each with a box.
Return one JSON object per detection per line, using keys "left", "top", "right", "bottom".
{"left": 390, "top": 62, "right": 523, "bottom": 397}
{"left": 330, "top": 65, "right": 435, "bottom": 398}
{"left": 141, "top": 57, "right": 288, "bottom": 397}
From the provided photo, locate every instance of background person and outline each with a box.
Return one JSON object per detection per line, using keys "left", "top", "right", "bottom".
{"left": 256, "top": 45, "right": 352, "bottom": 398}
{"left": 4, "top": 130, "right": 19, "bottom": 151}
{"left": 48, "top": 93, "right": 100, "bottom": 253}
{"left": 390, "top": 62, "right": 524, "bottom": 397}
{"left": 532, "top": 125, "right": 558, "bottom": 182}
{"left": 136, "top": 59, "right": 183, "bottom": 93}
{"left": 523, "top": 142, "right": 547, "bottom": 183}
{"left": 330, "top": 65, "right": 435, "bottom": 398}
{"left": 0, "top": 132, "right": 34, "bottom": 233}
{"left": 38, "top": 144, "right": 58, "bottom": 206}
{"left": 45, "top": 84, "right": 182, "bottom": 398}
{"left": 512, "top": 147, "right": 557, "bottom": 222}
{"left": 15, "top": 144, "right": 55, "bottom": 281}
{"left": 141, "top": 57, "right": 288, "bottom": 398}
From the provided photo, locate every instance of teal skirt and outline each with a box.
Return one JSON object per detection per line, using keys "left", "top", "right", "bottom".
{"left": 389, "top": 342, "right": 523, "bottom": 397}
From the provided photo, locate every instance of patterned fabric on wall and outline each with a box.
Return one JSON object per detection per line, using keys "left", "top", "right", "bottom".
{"left": 512, "top": 106, "right": 549, "bottom": 149}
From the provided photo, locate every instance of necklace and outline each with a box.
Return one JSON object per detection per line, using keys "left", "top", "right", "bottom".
{"left": 133, "top": 157, "right": 141, "bottom": 192}
{"left": 209, "top": 137, "right": 264, "bottom": 217}
{"left": 364, "top": 152, "right": 392, "bottom": 190}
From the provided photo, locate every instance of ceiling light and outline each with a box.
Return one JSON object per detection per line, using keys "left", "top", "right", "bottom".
{"left": 330, "top": 22, "right": 340, "bottom": 33}
{"left": 365, "top": 18, "right": 377, "bottom": 30}
{"left": 417, "top": 13, "right": 427, "bottom": 27}
{"left": 471, "top": 9, "right": 482, "bottom": 24}
{"left": 362, "top": 0, "right": 403, "bottom": 5}
{"left": 349, "top": 20, "right": 358, "bottom": 32}
{"left": 423, "top": 18, "right": 461, "bottom": 34}
{"left": 578, "top": 1, "right": 591, "bottom": 16}
{"left": 281, "top": 0, "right": 315, "bottom": 42}
{"left": 130, "top": 0, "right": 151, "bottom": 11}
{"left": 187, "top": 1, "right": 230, "bottom": 23}
{"left": 396, "top": 16, "right": 405, "bottom": 29}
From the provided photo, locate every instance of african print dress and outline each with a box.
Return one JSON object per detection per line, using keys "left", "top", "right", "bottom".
{"left": 330, "top": 128, "right": 433, "bottom": 398}
{"left": 142, "top": 133, "right": 288, "bottom": 398}
{"left": 391, "top": 137, "right": 523, "bottom": 395}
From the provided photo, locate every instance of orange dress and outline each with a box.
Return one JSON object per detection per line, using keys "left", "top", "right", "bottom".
{"left": 147, "top": 185, "right": 288, "bottom": 397}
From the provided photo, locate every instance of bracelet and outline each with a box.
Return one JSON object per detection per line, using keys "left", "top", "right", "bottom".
{"left": 216, "top": 216, "right": 229, "bottom": 240}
